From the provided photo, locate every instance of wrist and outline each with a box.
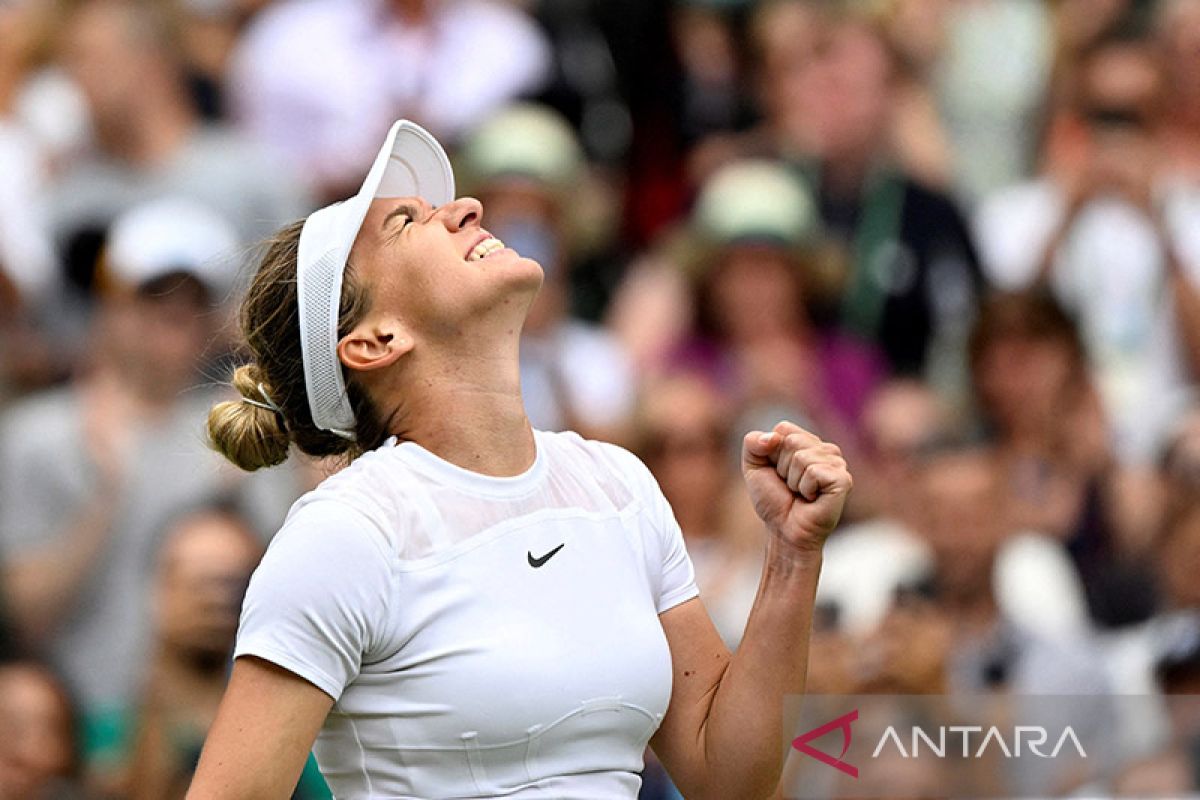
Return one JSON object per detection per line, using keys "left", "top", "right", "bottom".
{"left": 764, "top": 534, "right": 824, "bottom": 573}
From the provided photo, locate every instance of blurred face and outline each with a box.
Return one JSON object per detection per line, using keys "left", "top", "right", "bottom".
{"left": 810, "top": 21, "right": 894, "bottom": 162}
{"left": 59, "top": 1, "right": 158, "bottom": 120}
{"left": 1079, "top": 44, "right": 1161, "bottom": 173}
{"left": 156, "top": 513, "right": 262, "bottom": 664}
{"left": 639, "top": 376, "right": 731, "bottom": 524}
{"left": 918, "top": 454, "right": 1005, "bottom": 599}
{"left": 348, "top": 196, "right": 543, "bottom": 342}
{"left": 705, "top": 245, "right": 803, "bottom": 343}
{"left": 100, "top": 282, "right": 213, "bottom": 401}
{"left": 975, "top": 334, "right": 1076, "bottom": 436}
{"left": 0, "top": 667, "right": 74, "bottom": 799}
{"left": 862, "top": 381, "right": 948, "bottom": 513}
{"left": 754, "top": 1, "right": 825, "bottom": 152}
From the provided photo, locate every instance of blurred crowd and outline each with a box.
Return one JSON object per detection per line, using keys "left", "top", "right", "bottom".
{"left": 0, "top": 0, "right": 1198, "bottom": 797}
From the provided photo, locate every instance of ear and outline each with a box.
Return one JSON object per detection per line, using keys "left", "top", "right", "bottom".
{"left": 337, "top": 318, "right": 414, "bottom": 373}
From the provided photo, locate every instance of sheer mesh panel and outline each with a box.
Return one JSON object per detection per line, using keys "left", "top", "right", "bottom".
{"left": 315, "top": 433, "right": 643, "bottom": 561}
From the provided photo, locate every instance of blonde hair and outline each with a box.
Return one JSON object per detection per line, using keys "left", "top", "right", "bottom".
{"left": 206, "top": 221, "right": 391, "bottom": 471}
{"left": 207, "top": 363, "right": 292, "bottom": 471}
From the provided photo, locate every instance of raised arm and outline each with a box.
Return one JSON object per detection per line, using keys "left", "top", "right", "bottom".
{"left": 187, "top": 656, "right": 333, "bottom": 799}
{"left": 650, "top": 420, "right": 850, "bottom": 800}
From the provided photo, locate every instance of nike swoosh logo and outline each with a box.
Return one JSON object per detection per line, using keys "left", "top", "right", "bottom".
{"left": 527, "top": 543, "right": 565, "bottom": 568}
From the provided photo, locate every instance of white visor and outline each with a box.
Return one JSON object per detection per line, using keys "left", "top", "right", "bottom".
{"left": 296, "top": 120, "right": 455, "bottom": 439}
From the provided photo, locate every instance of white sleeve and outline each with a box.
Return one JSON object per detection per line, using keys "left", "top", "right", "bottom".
{"left": 651, "top": 487, "right": 701, "bottom": 614}
{"left": 234, "top": 500, "right": 393, "bottom": 701}
{"left": 597, "top": 443, "right": 699, "bottom": 613}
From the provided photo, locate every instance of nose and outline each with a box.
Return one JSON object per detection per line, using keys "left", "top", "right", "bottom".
{"left": 439, "top": 197, "right": 483, "bottom": 232}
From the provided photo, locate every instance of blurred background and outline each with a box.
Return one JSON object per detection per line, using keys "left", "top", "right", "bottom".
{"left": 0, "top": 0, "right": 1198, "bottom": 797}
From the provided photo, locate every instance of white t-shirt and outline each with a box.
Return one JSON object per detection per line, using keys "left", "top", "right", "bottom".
{"left": 235, "top": 430, "right": 699, "bottom": 799}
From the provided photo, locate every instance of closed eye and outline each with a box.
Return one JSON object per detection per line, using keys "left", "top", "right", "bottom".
{"left": 383, "top": 205, "right": 419, "bottom": 240}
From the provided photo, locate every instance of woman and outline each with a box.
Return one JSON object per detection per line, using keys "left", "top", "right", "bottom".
{"left": 187, "top": 121, "right": 852, "bottom": 799}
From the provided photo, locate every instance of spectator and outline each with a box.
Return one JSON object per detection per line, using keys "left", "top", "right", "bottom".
{"left": 913, "top": 0, "right": 1055, "bottom": 200}
{"left": 48, "top": 0, "right": 309, "bottom": 295}
{"left": 460, "top": 104, "right": 635, "bottom": 441}
{"left": 665, "top": 159, "right": 886, "bottom": 442}
{"left": 975, "top": 30, "right": 1200, "bottom": 468}
{"left": 819, "top": 378, "right": 1088, "bottom": 641}
{"left": 969, "top": 292, "right": 1109, "bottom": 537}
{"left": 857, "top": 448, "right": 1106, "bottom": 697}
{"left": 126, "top": 506, "right": 262, "bottom": 800}
{"left": 229, "top": 0, "right": 551, "bottom": 199}
{"left": 797, "top": 10, "right": 985, "bottom": 384}
{"left": 969, "top": 291, "right": 1159, "bottom": 629}
{"left": 0, "top": 661, "right": 82, "bottom": 800}
{"left": 668, "top": 0, "right": 756, "bottom": 151}
{"left": 0, "top": 198, "right": 265, "bottom": 784}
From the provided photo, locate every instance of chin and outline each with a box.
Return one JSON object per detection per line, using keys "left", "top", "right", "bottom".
{"left": 516, "top": 254, "right": 546, "bottom": 287}
{"left": 491, "top": 251, "right": 544, "bottom": 294}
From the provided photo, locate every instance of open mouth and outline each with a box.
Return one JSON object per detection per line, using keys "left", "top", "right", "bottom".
{"left": 466, "top": 236, "right": 506, "bottom": 262}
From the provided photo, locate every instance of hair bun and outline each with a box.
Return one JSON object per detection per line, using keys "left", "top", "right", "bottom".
{"left": 207, "top": 364, "right": 291, "bottom": 471}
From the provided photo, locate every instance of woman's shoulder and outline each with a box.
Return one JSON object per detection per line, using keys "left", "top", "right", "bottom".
{"left": 276, "top": 446, "right": 423, "bottom": 557}
{"left": 535, "top": 429, "right": 659, "bottom": 500}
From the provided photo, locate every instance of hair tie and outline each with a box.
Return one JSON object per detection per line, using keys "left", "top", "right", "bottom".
{"left": 242, "top": 383, "right": 284, "bottom": 417}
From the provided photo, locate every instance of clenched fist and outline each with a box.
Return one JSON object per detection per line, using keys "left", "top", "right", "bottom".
{"left": 741, "top": 421, "right": 852, "bottom": 552}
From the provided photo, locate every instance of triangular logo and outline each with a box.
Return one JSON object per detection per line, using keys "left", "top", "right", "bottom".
{"left": 791, "top": 708, "right": 859, "bottom": 778}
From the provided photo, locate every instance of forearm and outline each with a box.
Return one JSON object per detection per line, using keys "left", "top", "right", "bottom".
{"left": 699, "top": 541, "right": 823, "bottom": 798}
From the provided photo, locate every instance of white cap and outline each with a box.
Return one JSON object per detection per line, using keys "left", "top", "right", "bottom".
{"left": 297, "top": 119, "right": 455, "bottom": 440}
{"left": 106, "top": 196, "right": 241, "bottom": 298}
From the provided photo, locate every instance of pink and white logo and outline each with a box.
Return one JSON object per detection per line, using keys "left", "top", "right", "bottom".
{"left": 791, "top": 708, "right": 859, "bottom": 778}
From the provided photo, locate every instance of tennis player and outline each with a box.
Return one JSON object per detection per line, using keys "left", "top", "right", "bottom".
{"left": 187, "top": 121, "right": 852, "bottom": 799}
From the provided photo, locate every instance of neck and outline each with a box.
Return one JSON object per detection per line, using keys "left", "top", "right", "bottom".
{"left": 822, "top": 150, "right": 875, "bottom": 199}
{"left": 389, "top": 336, "right": 536, "bottom": 477}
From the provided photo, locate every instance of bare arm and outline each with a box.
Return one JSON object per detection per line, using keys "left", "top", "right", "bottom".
{"left": 651, "top": 422, "right": 850, "bottom": 799}
{"left": 187, "top": 657, "right": 333, "bottom": 800}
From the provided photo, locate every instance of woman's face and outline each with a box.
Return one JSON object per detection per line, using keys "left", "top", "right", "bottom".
{"left": 706, "top": 245, "right": 803, "bottom": 343}
{"left": 348, "top": 196, "right": 544, "bottom": 340}
{"left": 975, "top": 335, "right": 1076, "bottom": 434}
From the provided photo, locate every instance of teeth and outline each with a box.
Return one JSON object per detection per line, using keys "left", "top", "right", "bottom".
{"left": 467, "top": 237, "right": 505, "bottom": 261}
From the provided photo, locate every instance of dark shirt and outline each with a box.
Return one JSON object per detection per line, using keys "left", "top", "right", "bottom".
{"left": 812, "top": 167, "right": 985, "bottom": 375}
